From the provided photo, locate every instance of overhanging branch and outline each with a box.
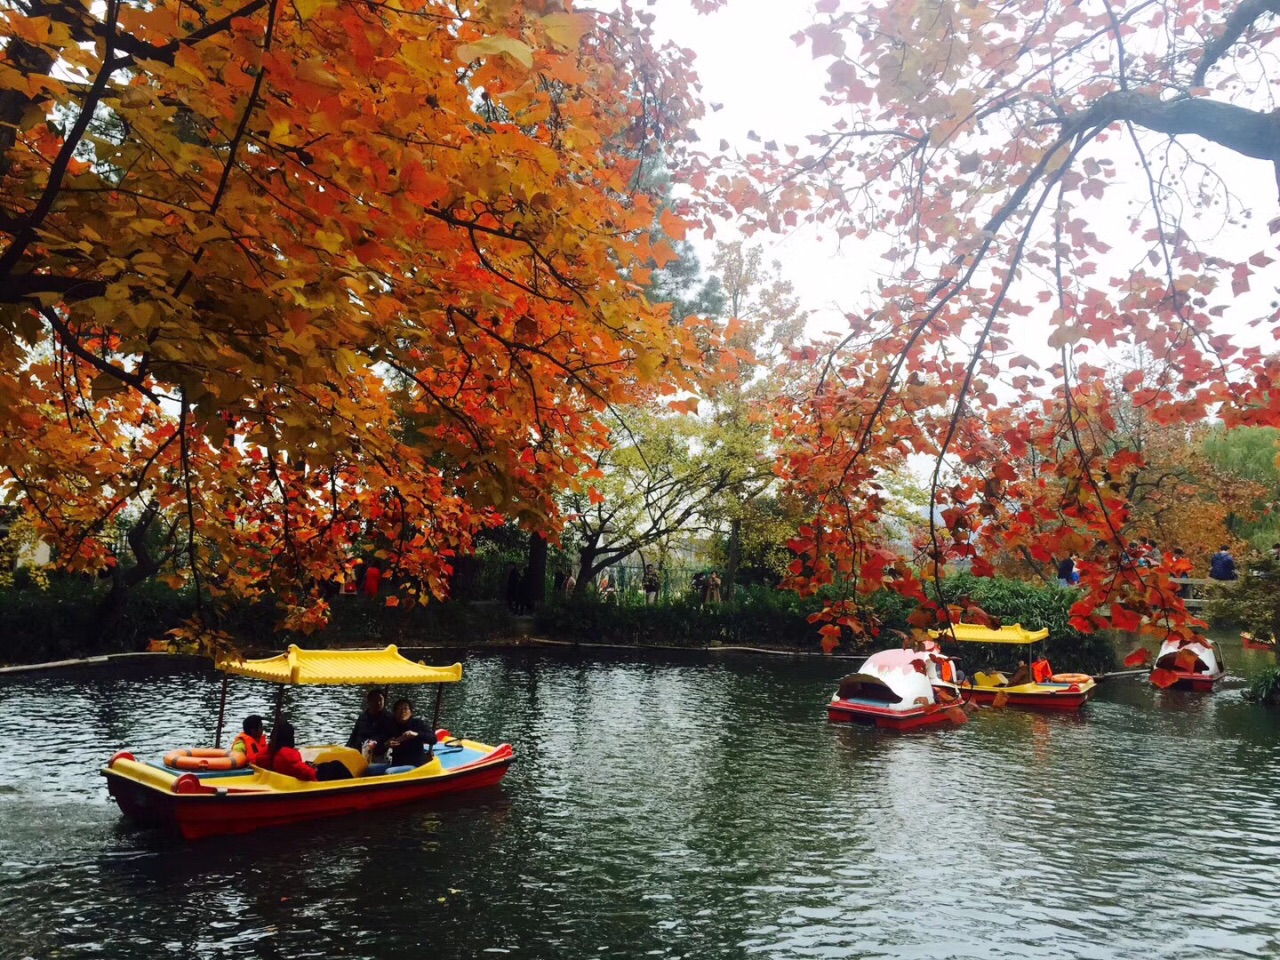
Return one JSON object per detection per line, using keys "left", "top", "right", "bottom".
{"left": 1063, "top": 91, "right": 1280, "bottom": 162}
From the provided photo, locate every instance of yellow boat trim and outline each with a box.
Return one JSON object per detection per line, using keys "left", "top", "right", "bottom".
{"left": 928, "top": 622, "right": 1050, "bottom": 644}
{"left": 216, "top": 644, "right": 462, "bottom": 686}
{"left": 103, "top": 738, "right": 501, "bottom": 793}
{"left": 968, "top": 680, "right": 1096, "bottom": 695}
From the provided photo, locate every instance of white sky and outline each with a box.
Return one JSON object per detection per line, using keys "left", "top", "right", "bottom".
{"left": 643, "top": 0, "right": 1280, "bottom": 368}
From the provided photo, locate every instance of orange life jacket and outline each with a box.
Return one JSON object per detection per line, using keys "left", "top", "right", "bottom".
{"left": 231, "top": 732, "right": 269, "bottom": 764}
{"left": 1031, "top": 659, "right": 1053, "bottom": 684}
{"left": 939, "top": 660, "right": 955, "bottom": 683}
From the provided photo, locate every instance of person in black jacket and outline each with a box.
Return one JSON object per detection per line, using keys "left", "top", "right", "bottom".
{"left": 345, "top": 690, "right": 396, "bottom": 757}
{"left": 387, "top": 699, "right": 437, "bottom": 768}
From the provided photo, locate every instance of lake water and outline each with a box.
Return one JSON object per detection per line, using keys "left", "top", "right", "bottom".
{"left": 0, "top": 643, "right": 1277, "bottom": 959}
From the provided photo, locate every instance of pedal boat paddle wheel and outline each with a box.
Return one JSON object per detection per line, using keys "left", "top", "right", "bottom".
{"left": 102, "top": 645, "right": 514, "bottom": 840}
{"left": 827, "top": 646, "right": 966, "bottom": 730}
{"left": 1150, "top": 637, "right": 1226, "bottom": 691}
{"left": 930, "top": 622, "right": 1097, "bottom": 712}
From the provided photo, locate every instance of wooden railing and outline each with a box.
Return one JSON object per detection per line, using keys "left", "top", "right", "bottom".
{"left": 1170, "top": 577, "right": 1234, "bottom": 610}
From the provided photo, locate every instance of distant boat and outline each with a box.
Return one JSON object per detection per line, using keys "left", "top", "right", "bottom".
{"left": 929, "top": 622, "right": 1097, "bottom": 712}
{"left": 1241, "top": 632, "right": 1276, "bottom": 652}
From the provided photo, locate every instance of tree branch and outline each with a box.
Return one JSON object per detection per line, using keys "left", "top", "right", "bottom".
{"left": 1063, "top": 91, "right": 1280, "bottom": 162}
{"left": 1194, "top": 0, "right": 1280, "bottom": 87}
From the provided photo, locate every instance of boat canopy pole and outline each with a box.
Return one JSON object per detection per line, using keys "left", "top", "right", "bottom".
{"left": 213, "top": 674, "right": 229, "bottom": 748}
{"left": 271, "top": 683, "right": 284, "bottom": 734}
{"left": 429, "top": 682, "right": 444, "bottom": 760}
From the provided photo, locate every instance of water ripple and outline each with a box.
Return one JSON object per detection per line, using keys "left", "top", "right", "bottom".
{"left": 0, "top": 648, "right": 1278, "bottom": 959}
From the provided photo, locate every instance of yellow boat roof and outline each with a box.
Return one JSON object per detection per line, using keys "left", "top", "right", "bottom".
{"left": 218, "top": 645, "right": 462, "bottom": 686}
{"left": 928, "top": 623, "right": 1049, "bottom": 644}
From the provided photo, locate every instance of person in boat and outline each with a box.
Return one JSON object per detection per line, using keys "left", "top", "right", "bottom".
{"left": 229, "top": 714, "right": 268, "bottom": 766}
{"left": 265, "top": 720, "right": 317, "bottom": 781}
{"left": 266, "top": 720, "right": 353, "bottom": 782}
{"left": 387, "top": 698, "right": 437, "bottom": 769}
{"left": 346, "top": 689, "right": 396, "bottom": 758}
{"left": 1006, "top": 660, "right": 1031, "bottom": 687}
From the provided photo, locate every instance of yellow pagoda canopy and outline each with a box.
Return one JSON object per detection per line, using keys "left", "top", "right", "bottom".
{"left": 928, "top": 623, "right": 1049, "bottom": 645}
{"left": 217, "top": 645, "right": 463, "bottom": 686}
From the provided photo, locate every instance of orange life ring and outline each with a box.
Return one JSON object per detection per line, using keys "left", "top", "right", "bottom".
{"left": 163, "top": 747, "right": 249, "bottom": 772}
{"left": 1050, "top": 672, "right": 1092, "bottom": 684}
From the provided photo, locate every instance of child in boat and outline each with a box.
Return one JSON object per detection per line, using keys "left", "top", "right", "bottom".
{"left": 387, "top": 699, "right": 436, "bottom": 768}
{"left": 229, "top": 715, "right": 268, "bottom": 766}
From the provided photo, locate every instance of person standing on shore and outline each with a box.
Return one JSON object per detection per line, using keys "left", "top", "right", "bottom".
{"left": 642, "top": 564, "right": 660, "bottom": 605}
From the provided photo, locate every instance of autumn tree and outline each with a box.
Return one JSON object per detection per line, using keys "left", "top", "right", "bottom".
{"left": 0, "top": 0, "right": 722, "bottom": 644}
{"left": 695, "top": 0, "right": 1280, "bottom": 645}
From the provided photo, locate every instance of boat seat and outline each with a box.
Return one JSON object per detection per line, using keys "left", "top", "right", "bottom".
{"left": 362, "top": 763, "right": 418, "bottom": 777}
{"left": 973, "top": 671, "right": 1007, "bottom": 687}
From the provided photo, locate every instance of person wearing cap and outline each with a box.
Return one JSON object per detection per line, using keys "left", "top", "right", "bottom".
{"left": 229, "top": 714, "right": 268, "bottom": 766}
{"left": 345, "top": 689, "right": 395, "bottom": 758}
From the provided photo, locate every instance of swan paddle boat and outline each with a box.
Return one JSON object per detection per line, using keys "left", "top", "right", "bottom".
{"left": 930, "top": 622, "right": 1097, "bottom": 712}
{"left": 1150, "top": 637, "right": 1226, "bottom": 691}
{"left": 102, "top": 645, "right": 514, "bottom": 840}
{"left": 827, "top": 646, "right": 966, "bottom": 730}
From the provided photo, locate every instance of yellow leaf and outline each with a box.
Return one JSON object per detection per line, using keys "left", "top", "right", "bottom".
{"left": 131, "top": 218, "right": 168, "bottom": 236}
{"left": 455, "top": 36, "right": 534, "bottom": 69}
{"left": 293, "top": 0, "right": 336, "bottom": 20}
{"left": 296, "top": 59, "right": 343, "bottom": 90}
{"left": 90, "top": 373, "right": 127, "bottom": 398}
{"left": 193, "top": 226, "right": 231, "bottom": 244}
{"left": 314, "top": 230, "right": 345, "bottom": 254}
{"left": 542, "top": 12, "right": 588, "bottom": 51}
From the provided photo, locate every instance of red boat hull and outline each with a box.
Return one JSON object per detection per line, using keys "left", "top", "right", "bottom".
{"left": 965, "top": 687, "right": 1094, "bottom": 712}
{"left": 1155, "top": 671, "right": 1223, "bottom": 692}
{"left": 826, "top": 700, "right": 962, "bottom": 730}
{"left": 1242, "top": 639, "right": 1275, "bottom": 652}
{"left": 106, "top": 747, "right": 513, "bottom": 840}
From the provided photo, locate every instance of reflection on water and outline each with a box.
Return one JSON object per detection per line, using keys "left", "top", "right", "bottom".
{"left": 1, "top": 645, "right": 1278, "bottom": 959}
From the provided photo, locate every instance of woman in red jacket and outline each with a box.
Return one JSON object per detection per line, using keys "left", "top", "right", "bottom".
{"left": 265, "top": 721, "right": 317, "bottom": 781}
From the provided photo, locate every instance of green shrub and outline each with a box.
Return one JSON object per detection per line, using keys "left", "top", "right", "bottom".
{"left": 1245, "top": 666, "right": 1280, "bottom": 705}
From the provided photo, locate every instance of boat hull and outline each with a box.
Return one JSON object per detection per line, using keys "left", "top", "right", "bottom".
{"left": 1154, "top": 670, "right": 1224, "bottom": 692}
{"left": 104, "top": 743, "right": 513, "bottom": 840}
{"left": 965, "top": 682, "right": 1096, "bottom": 712}
{"left": 826, "top": 699, "right": 962, "bottom": 730}
{"left": 1241, "top": 639, "right": 1275, "bottom": 652}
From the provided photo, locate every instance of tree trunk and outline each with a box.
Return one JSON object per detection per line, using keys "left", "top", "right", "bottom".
{"left": 724, "top": 517, "right": 742, "bottom": 601}
{"left": 88, "top": 505, "right": 169, "bottom": 647}
{"left": 527, "top": 532, "right": 548, "bottom": 610}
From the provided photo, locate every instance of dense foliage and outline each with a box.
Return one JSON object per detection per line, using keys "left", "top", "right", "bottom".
{"left": 691, "top": 0, "right": 1280, "bottom": 652}
{"left": 0, "top": 0, "right": 715, "bottom": 649}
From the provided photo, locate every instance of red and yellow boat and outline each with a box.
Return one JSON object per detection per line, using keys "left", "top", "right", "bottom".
{"left": 102, "top": 646, "right": 514, "bottom": 840}
{"left": 827, "top": 646, "right": 967, "bottom": 730}
{"left": 1241, "top": 632, "right": 1276, "bottom": 652}
{"left": 930, "top": 623, "right": 1097, "bottom": 712}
